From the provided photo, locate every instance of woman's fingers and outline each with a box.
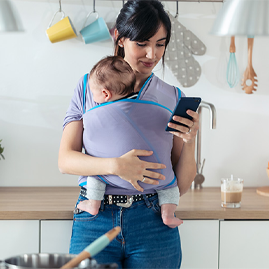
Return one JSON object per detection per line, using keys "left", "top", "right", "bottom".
{"left": 130, "top": 176, "right": 160, "bottom": 192}
{"left": 167, "top": 122, "right": 189, "bottom": 133}
{"left": 187, "top": 109, "right": 199, "bottom": 121}
{"left": 131, "top": 149, "right": 167, "bottom": 171}
{"left": 143, "top": 160, "right": 166, "bottom": 171}
{"left": 169, "top": 110, "right": 199, "bottom": 130}
{"left": 168, "top": 110, "right": 200, "bottom": 143}
{"left": 131, "top": 149, "right": 154, "bottom": 156}
{"left": 131, "top": 181, "right": 144, "bottom": 192}
{"left": 141, "top": 177, "right": 160, "bottom": 185}
{"left": 143, "top": 170, "right": 165, "bottom": 180}
{"left": 118, "top": 149, "right": 167, "bottom": 188}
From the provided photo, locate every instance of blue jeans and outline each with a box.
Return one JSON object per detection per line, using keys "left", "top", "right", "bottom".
{"left": 69, "top": 194, "right": 182, "bottom": 269}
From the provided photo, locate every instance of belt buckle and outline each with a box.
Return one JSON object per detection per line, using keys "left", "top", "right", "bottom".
{"left": 116, "top": 195, "right": 133, "bottom": 208}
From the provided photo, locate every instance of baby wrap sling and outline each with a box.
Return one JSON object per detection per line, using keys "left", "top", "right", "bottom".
{"left": 81, "top": 74, "right": 181, "bottom": 195}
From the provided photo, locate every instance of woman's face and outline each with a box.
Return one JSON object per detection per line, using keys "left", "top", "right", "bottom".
{"left": 120, "top": 24, "right": 167, "bottom": 78}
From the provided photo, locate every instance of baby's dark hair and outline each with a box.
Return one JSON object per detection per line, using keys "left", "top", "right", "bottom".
{"left": 90, "top": 56, "right": 136, "bottom": 96}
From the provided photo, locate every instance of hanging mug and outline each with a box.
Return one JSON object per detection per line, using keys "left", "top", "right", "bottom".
{"left": 46, "top": 10, "right": 77, "bottom": 43}
{"left": 80, "top": 12, "right": 111, "bottom": 44}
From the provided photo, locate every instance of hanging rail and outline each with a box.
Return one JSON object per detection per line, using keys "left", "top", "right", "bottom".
{"left": 107, "top": 0, "right": 223, "bottom": 2}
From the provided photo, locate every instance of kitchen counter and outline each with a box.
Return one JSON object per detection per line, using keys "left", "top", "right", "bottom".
{"left": 0, "top": 187, "right": 269, "bottom": 220}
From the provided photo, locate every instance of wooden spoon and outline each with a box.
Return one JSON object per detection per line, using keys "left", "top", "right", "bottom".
{"left": 241, "top": 37, "right": 258, "bottom": 94}
{"left": 61, "top": 226, "right": 121, "bottom": 269}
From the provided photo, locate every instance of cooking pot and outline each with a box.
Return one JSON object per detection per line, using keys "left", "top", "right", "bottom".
{"left": 0, "top": 253, "right": 118, "bottom": 269}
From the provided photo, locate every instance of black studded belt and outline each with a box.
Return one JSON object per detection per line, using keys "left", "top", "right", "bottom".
{"left": 80, "top": 187, "right": 157, "bottom": 208}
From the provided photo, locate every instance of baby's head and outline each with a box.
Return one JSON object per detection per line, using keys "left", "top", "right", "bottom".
{"left": 89, "top": 56, "right": 136, "bottom": 103}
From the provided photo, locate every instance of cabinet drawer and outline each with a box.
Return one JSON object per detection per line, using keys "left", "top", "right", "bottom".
{"left": 0, "top": 220, "right": 39, "bottom": 260}
{"left": 219, "top": 221, "right": 269, "bottom": 269}
{"left": 40, "top": 220, "right": 73, "bottom": 253}
{"left": 179, "top": 220, "right": 219, "bottom": 269}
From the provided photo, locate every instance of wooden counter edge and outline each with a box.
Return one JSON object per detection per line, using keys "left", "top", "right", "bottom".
{"left": 0, "top": 211, "right": 74, "bottom": 220}
{"left": 1, "top": 211, "right": 269, "bottom": 220}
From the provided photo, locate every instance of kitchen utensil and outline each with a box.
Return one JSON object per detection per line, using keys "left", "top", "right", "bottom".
{"left": 256, "top": 187, "right": 269, "bottom": 197}
{"left": 227, "top": 36, "right": 240, "bottom": 88}
{"left": 1, "top": 253, "right": 97, "bottom": 269}
{"left": 241, "top": 37, "right": 258, "bottom": 94}
{"left": 256, "top": 162, "right": 269, "bottom": 197}
{"left": 61, "top": 226, "right": 121, "bottom": 269}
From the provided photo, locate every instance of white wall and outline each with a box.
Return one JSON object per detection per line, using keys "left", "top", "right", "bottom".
{"left": 0, "top": 0, "right": 268, "bottom": 187}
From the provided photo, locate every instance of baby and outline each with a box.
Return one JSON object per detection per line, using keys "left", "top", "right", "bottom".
{"left": 77, "top": 55, "right": 182, "bottom": 228}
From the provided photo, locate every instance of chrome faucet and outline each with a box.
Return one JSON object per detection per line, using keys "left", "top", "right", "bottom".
{"left": 191, "top": 101, "right": 216, "bottom": 189}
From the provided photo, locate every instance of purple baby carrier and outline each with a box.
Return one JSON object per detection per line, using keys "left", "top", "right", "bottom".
{"left": 82, "top": 75, "right": 178, "bottom": 195}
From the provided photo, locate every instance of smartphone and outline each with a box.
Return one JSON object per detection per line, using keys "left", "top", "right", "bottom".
{"left": 165, "top": 97, "right": 201, "bottom": 132}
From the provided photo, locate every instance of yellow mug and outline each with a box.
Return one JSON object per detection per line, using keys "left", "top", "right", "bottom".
{"left": 46, "top": 11, "right": 77, "bottom": 43}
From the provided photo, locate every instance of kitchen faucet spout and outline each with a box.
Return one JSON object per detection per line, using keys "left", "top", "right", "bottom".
{"left": 191, "top": 100, "right": 216, "bottom": 189}
{"left": 199, "top": 101, "right": 216, "bottom": 130}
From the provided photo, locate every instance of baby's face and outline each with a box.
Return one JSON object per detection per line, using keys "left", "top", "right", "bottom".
{"left": 89, "top": 77, "right": 106, "bottom": 104}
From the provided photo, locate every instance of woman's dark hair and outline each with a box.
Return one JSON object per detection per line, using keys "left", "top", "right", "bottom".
{"left": 114, "top": 0, "right": 171, "bottom": 66}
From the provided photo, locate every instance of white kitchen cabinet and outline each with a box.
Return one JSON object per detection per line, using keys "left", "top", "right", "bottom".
{"left": 219, "top": 221, "right": 269, "bottom": 269}
{"left": 178, "top": 220, "right": 219, "bottom": 269}
{"left": 40, "top": 220, "right": 73, "bottom": 254}
{"left": 0, "top": 220, "right": 39, "bottom": 260}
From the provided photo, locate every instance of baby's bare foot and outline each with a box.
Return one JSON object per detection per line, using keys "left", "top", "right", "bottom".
{"left": 77, "top": 199, "right": 101, "bottom": 215}
{"left": 161, "top": 203, "right": 183, "bottom": 228}
{"left": 162, "top": 215, "right": 183, "bottom": 228}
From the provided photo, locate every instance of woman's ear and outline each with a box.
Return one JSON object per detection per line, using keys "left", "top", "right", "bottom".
{"left": 114, "top": 29, "right": 124, "bottom": 47}
{"left": 114, "top": 28, "right": 119, "bottom": 40}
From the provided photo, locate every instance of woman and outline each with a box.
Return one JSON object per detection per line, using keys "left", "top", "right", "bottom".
{"left": 58, "top": 0, "right": 198, "bottom": 268}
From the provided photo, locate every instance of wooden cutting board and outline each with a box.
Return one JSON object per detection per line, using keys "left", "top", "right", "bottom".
{"left": 256, "top": 187, "right": 269, "bottom": 197}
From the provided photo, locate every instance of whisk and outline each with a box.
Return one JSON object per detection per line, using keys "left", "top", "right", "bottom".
{"left": 227, "top": 36, "right": 240, "bottom": 88}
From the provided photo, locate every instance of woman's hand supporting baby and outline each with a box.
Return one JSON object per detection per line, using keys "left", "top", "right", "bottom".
{"left": 113, "top": 149, "right": 166, "bottom": 192}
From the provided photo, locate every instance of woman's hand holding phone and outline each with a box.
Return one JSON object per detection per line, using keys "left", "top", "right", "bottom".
{"left": 168, "top": 109, "right": 200, "bottom": 143}
{"left": 166, "top": 97, "right": 201, "bottom": 143}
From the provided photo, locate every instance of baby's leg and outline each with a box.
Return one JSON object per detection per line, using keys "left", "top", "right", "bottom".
{"left": 161, "top": 203, "right": 183, "bottom": 228}
{"left": 157, "top": 186, "right": 182, "bottom": 228}
{"left": 77, "top": 176, "right": 106, "bottom": 215}
{"left": 77, "top": 199, "right": 101, "bottom": 215}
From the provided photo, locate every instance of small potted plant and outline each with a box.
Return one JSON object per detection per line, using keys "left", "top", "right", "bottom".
{"left": 0, "top": 139, "right": 5, "bottom": 160}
